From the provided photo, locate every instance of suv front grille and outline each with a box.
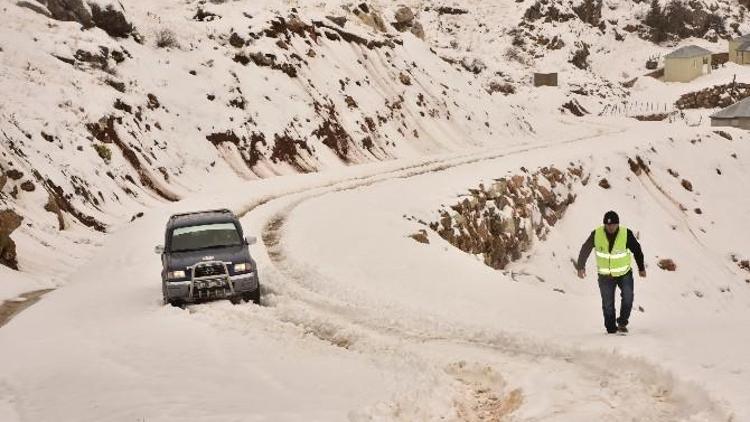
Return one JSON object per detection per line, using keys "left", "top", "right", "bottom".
{"left": 194, "top": 262, "right": 227, "bottom": 278}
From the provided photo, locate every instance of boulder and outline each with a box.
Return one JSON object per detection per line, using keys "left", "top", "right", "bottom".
{"left": 394, "top": 6, "right": 414, "bottom": 24}
{"left": 657, "top": 258, "right": 676, "bottom": 271}
{"left": 0, "top": 170, "right": 6, "bottom": 191}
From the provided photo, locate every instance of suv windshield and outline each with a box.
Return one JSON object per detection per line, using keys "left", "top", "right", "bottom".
{"left": 171, "top": 223, "right": 242, "bottom": 252}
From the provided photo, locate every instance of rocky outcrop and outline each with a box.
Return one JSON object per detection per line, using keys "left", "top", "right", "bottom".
{"left": 426, "top": 164, "right": 586, "bottom": 270}
{"left": 391, "top": 6, "right": 425, "bottom": 40}
{"left": 0, "top": 209, "right": 23, "bottom": 270}
{"left": 36, "top": 0, "right": 133, "bottom": 38}
{"left": 89, "top": 2, "right": 133, "bottom": 38}
{"left": 42, "top": 0, "right": 95, "bottom": 28}
{"left": 353, "top": 3, "right": 387, "bottom": 33}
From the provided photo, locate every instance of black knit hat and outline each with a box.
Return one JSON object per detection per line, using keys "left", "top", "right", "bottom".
{"left": 603, "top": 210, "right": 619, "bottom": 224}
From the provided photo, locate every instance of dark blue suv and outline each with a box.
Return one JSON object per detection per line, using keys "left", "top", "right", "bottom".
{"left": 155, "top": 209, "right": 260, "bottom": 306}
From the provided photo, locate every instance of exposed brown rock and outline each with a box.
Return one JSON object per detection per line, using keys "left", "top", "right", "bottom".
{"left": 89, "top": 2, "right": 133, "bottom": 38}
{"left": 714, "top": 130, "right": 732, "bottom": 141}
{"left": 45, "top": 0, "right": 94, "bottom": 28}
{"left": 427, "top": 165, "right": 586, "bottom": 270}
{"left": 598, "top": 178, "right": 610, "bottom": 189}
{"left": 312, "top": 104, "right": 354, "bottom": 162}
{"left": 326, "top": 16, "right": 347, "bottom": 27}
{"left": 658, "top": 258, "right": 676, "bottom": 271}
{"left": 229, "top": 32, "right": 245, "bottom": 48}
{"left": 394, "top": 7, "right": 415, "bottom": 24}
{"left": 353, "top": 6, "right": 387, "bottom": 32}
{"left": 6, "top": 169, "right": 23, "bottom": 180}
{"left": 19, "top": 181, "right": 35, "bottom": 192}
{"left": 681, "top": 179, "right": 693, "bottom": 192}
{"left": 44, "top": 192, "right": 66, "bottom": 230}
{"left": 676, "top": 83, "right": 750, "bottom": 110}
{"left": 410, "top": 229, "right": 429, "bottom": 244}
{"left": 0, "top": 209, "right": 23, "bottom": 270}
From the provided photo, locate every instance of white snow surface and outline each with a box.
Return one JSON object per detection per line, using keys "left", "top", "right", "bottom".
{"left": 2, "top": 0, "right": 750, "bottom": 421}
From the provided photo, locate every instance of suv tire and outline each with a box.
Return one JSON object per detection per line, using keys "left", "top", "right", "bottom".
{"left": 242, "top": 287, "right": 261, "bottom": 305}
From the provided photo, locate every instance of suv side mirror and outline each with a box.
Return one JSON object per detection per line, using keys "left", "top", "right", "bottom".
{"left": 245, "top": 236, "right": 257, "bottom": 245}
{"left": 155, "top": 245, "right": 165, "bottom": 255}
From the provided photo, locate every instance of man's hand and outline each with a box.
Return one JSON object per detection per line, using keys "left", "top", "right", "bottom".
{"left": 577, "top": 268, "right": 586, "bottom": 279}
{"left": 639, "top": 270, "right": 647, "bottom": 278}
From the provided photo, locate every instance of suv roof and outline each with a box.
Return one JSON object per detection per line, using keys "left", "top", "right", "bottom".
{"left": 167, "top": 209, "right": 238, "bottom": 230}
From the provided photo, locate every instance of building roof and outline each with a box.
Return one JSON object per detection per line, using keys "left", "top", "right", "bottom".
{"left": 733, "top": 34, "right": 750, "bottom": 43}
{"left": 710, "top": 96, "right": 750, "bottom": 119}
{"left": 738, "top": 41, "right": 750, "bottom": 52}
{"left": 664, "top": 45, "right": 712, "bottom": 59}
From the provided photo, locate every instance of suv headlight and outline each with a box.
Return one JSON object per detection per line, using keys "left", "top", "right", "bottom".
{"left": 167, "top": 270, "right": 186, "bottom": 280}
{"left": 233, "top": 263, "right": 252, "bottom": 273}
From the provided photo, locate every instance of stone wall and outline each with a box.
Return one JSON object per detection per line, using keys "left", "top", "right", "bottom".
{"left": 425, "top": 164, "right": 587, "bottom": 270}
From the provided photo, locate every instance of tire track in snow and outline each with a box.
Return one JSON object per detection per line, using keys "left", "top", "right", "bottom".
{"left": 238, "top": 127, "right": 730, "bottom": 421}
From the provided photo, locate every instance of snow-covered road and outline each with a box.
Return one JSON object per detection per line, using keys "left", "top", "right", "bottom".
{"left": 1, "top": 120, "right": 747, "bottom": 421}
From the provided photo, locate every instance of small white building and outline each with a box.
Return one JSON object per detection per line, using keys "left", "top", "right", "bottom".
{"left": 664, "top": 45, "right": 712, "bottom": 83}
{"left": 729, "top": 35, "right": 750, "bottom": 65}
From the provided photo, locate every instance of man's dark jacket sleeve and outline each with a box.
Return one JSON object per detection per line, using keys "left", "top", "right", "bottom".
{"left": 576, "top": 231, "right": 595, "bottom": 271}
{"left": 626, "top": 229, "right": 645, "bottom": 272}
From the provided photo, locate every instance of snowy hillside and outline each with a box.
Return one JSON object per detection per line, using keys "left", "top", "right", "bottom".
{"left": 2, "top": 0, "right": 750, "bottom": 421}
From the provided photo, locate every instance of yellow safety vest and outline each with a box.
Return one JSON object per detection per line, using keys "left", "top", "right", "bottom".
{"left": 594, "top": 226, "right": 631, "bottom": 277}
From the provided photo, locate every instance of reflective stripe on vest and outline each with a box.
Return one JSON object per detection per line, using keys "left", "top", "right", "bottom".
{"left": 594, "top": 226, "right": 631, "bottom": 277}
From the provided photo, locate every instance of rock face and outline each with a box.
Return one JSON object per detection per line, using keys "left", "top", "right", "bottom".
{"left": 353, "top": 4, "right": 387, "bottom": 33}
{"left": 0, "top": 209, "right": 23, "bottom": 270}
{"left": 38, "top": 0, "right": 133, "bottom": 38}
{"left": 390, "top": 6, "right": 425, "bottom": 40}
{"left": 89, "top": 2, "right": 133, "bottom": 38}
{"left": 43, "top": 0, "right": 95, "bottom": 28}
{"left": 427, "top": 164, "right": 586, "bottom": 270}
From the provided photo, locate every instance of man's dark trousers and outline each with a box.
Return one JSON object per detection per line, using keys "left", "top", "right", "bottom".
{"left": 597, "top": 271, "right": 634, "bottom": 332}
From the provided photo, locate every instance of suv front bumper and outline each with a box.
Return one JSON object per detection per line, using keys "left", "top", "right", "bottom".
{"left": 164, "top": 271, "right": 259, "bottom": 303}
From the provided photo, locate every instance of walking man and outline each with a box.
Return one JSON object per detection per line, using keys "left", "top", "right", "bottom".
{"left": 577, "top": 211, "right": 646, "bottom": 334}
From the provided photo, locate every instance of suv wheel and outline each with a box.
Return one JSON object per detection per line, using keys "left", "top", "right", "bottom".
{"left": 242, "top": 287, "right": 261, "bottom": 305}
{"left": 166, "top": 299, "right": 185, "bottom": 308}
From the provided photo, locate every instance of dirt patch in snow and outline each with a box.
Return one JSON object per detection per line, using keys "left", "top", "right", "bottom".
{"left": 0, "top": 289, "right": 54, "bottom": 328}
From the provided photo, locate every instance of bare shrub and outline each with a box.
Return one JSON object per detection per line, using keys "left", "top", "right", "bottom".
{"left": 155, "top": 29, "right": 180, "bottom": 49}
